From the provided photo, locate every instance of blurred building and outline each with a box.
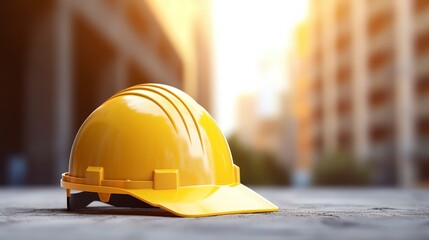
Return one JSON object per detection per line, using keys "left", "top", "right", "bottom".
{"left": 292, "top": 0, "right": 429, "bottom": 187}
{"left": 0, "top": 0, "right": 212, "bottom": 185}
{"left": 290, "top": 22, "right": 312, "bottom": 186}
{"left": 229, "top": 93, "right": 290, "bottom": 185}
{"left": 234, "top": 93, "right": 285, "bottom": 156}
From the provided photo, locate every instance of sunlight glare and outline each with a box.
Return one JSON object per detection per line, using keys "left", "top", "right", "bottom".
{"left": 212, "top": 0, "right": 309, "bottom": 135}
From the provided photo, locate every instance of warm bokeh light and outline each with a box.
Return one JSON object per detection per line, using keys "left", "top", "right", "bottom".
{"left": 212, "top": 0, "right": 309, "bottom": 135}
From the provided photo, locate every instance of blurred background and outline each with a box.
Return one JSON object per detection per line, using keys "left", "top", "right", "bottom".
{"left": 0, "top": 0, "right": 428, "bottom": 188}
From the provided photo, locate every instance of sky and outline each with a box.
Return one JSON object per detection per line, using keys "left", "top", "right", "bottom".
{"left": 211, "top": 0, "right": 309, "bottom": 136}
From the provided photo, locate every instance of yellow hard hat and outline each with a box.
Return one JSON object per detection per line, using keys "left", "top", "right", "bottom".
{"left": 60, "top": 83, "right": 278, "bottom": 217}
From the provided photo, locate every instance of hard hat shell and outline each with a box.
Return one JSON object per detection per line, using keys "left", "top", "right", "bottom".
{"left": 61, "top": 83, "right": 278, "bottom": 217}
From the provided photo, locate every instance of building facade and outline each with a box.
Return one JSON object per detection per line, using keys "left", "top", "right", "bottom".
{"left": 293, "top": 0, "right": 429, "bottom": 186}
{"left": 0, "top": 0, "right": 211, "bottom": 185}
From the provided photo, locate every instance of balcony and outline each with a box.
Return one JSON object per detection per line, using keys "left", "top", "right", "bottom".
{"left": 416, "top": 137, "right": 429, "bottom": 156}
{"left": 414, "top": 52, "right": 429, "bottom": 77}
{"left": 336, "top": 49, "right": 352, "bottom": 71}
{"left": 338, "top": 129, "right": 353, "bottom": 150}
{"left": 309, "top": 66, "right": 321, "bottom": 84}
{"left": 335, "top": 0, "right": 351, "bottom": 24}
{"left": 416, "top": 73, "right": 429, "bottom": 94}
{"left": 311, "top": 101, "right": 324, "bottom": 122}
{"left": 367, "top": 24, "right": 394, "bottom": 54}
{"left": 370, "top": 140, "right": 394, "bottom": 159}
{"left": 369, "top": 103, "right": 394, "bottom": 128}
{"left": 414, "top": 0, "right": 429, "bottom": 15}
{"left": 416, "top": 115, "right": 429, "bottom": 138}
{"left": 415, "top": 5, "right": 429, "bottom": 35}
{"left": 369, "top": 85, "right": 393, "bottom": 109}
{"left": 336, "top": 82, "right": 352, "bottom": 103}
{"left": 311, "top": 123, "right": 324, "bottom": 153}
{"left": 416, "top": 89, "right": 429, "bottom": 118}
{"left": 310, "top": 94, "right": 322, "bottom": 117}
{"left": 415, "top": 28, "right": 429, "bottom": 56}
{"left": 368, "top": 65, "right": 394, "bottom": 90}
{"left": 337, "top": 114, "right": 353, "bottom": 132}
{"left": 368, "top": 48, "right": 394, "bottom": 72}
{"left": 367, "top": 0, "right": 392, "bottom": 19}
{"left": 367, "top": 4, "right": 393, "bottom": 37}
{"left": 310, "top": 122, "right": 323, "bottom": 143}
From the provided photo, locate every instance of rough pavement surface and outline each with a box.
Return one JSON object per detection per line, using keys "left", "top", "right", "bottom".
{"left": 0, "top": 188, "right": 428, "bottom": 240}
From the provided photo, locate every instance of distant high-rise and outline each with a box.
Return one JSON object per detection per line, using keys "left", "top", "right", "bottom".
{"left": 291, "top": 0, "right": 429, "bottom": 187}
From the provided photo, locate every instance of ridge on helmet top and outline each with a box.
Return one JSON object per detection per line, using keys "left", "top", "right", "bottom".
{"left": 110, "top": 83, "right": 205, "bottom": 152}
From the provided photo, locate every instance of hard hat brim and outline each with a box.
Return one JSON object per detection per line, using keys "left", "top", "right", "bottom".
{"left": 126, "top": 184, "right": 278, "bottom": 217}
{"left": 61, "top": 179, "right": 278, "bottom": 217}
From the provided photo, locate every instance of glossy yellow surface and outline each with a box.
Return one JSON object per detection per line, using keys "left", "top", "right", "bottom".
{"left": 61, "top": 83, "right": 278, "bottom": 217}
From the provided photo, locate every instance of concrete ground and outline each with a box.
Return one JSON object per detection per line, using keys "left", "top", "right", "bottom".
{"left": 0, "top": 187, "right": 428, "bottom": 240}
